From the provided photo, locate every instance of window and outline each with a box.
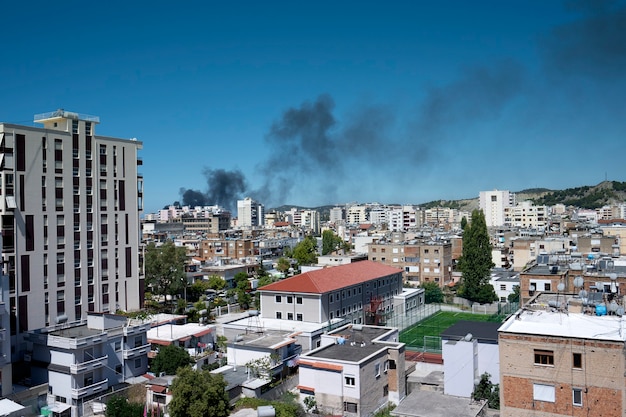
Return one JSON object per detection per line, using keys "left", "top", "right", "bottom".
{"left": 573, "top": 388, "right": 583, "bottom": 406}
{"left": 287, "top": 296, "right": 293, "bottom": 304}
{"left": 275, "top": 295, "right": 282, "bottom": 303}
{"left": 544, "top": 283, "right": 551, "bottom": 291}
{"left": 344, "top": 376, "right": 355, "bottom": 386}
{"left": 276, "top": 312, "right": 282, "bottom": 319}
{"left": 500, "top": 284, "right": 506, "bottom": 291}
{"left": 114, "top": 341, "right": 121, "bottom": 351}
{"left": 534, "top": 349, "right": 554, "bottom": 365}
{"left": 533, "top": 383, "right": 555, "bottom": 402}
{"left": 374, "top": 362, "right": 381, "bottom": 377}
{"left": 296, "top": 313, "right": 303, "bottom": 321}
{"left": 573, "top": 353, "right": 582, "bottom": 369}
{"left": 343, "top": 402, "right": 357, "bottom": 413}
{"left": 134, "top": 358, "right": 142, "bottom": 368}
{"left": 329, "top": 294, "right": 333, "bottom": 302}
{"left": 287, "top": 312, "right": 294, "bottom": 320}
{"left": 296, "top": 296, "right": 303, "bottom": 304}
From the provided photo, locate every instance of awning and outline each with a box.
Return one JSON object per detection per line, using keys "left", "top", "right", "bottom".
{"left": 149, "top": 339, "right": 172, "bottom": 346}
{"left": 179, "top": 336, "right": 191, "bottom": 342}
{"left": 48, "top": 403, "right": 72, "bottom": 413}
{"left": 151, "top": 385, "right": 167, "bottom": 393}
{"left": 193, "top": 328, "right": 212, "bottom": 337}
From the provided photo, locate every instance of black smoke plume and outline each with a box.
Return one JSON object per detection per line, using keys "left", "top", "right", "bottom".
{"left": 179, "top": 168, "right": 246, "bottom": 212}
{"left": 181, "top": 1, "right": 626, "bottom": 208}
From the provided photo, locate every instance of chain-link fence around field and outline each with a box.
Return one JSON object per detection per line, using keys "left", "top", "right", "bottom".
{"left": 397, "top": 301, "right": 519, "bottom": 353}
{"left": 384, "top": 303, "right": 442, "bottom": 331}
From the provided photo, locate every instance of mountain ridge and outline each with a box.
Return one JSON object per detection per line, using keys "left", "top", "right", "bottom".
{"left": 270, "top": 181, "right": 626, "bottom": 215}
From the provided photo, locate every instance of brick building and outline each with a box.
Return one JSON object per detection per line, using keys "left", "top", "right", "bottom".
{"left": 499, "top": 292, "right": 626, "bottom": 416}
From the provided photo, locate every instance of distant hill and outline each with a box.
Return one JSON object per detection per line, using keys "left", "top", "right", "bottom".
{"left": 269, "top": 181, "right": 626, "bottom": 216}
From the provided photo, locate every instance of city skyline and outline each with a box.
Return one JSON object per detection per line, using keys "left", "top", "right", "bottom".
{"left": 2, "top": 1, "right": 625, "bottom": 213}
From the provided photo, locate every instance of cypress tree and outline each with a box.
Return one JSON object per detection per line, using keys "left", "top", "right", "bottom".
{"left": 458, "top": 209, "right": 497, "bottom": 304}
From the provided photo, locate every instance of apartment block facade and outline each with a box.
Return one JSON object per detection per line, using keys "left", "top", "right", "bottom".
{"left": 298, "top": 324, "right": 406, "bottom": 416}
{"left": 504, "top": 201, "right": 548, "bottom": 229}
{"left": 368, "top": 240, "right": 453, "bottom": 287}
{"left": 499, "top": 294, "right": 626, "bottom": 416}
{"left": 479, "top": 190, "right": 515, "bottom": 227}
{"left": 0, "top": 110, "right": 144, "bottom": 387}
{"left": 28, "top": 313, "right": 150, "bottom": 417}
{"left": 237, "top": 197, "right": 264, "bottom": 228}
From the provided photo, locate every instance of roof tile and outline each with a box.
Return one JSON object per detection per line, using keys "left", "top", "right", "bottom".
{"left": 258, "top": 260, "right": 402, "bottom": 294}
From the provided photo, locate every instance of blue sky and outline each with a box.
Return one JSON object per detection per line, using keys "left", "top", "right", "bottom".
{"left": 2, "top": 1, "right": 625, "bottom": 213}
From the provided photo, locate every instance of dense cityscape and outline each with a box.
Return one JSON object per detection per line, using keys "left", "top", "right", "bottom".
{"left": 1, "top": 111, "right": 626, "bottom": 417}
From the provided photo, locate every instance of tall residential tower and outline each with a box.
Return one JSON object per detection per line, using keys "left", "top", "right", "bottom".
{"left": 0, "top": 110, "right": 144, "bottom": 391}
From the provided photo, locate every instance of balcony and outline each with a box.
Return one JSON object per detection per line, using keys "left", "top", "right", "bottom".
{"left": 70, "top": 378, "right": 108, "bottom": 399}
{"left": 70, "top": 354, "right": 107, "bottom": 374}
{"left": 123, "top": 343, "right": 151, "bottom": 359}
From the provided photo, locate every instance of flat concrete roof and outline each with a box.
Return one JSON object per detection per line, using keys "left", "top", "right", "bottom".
{"left": 499, "top": 296, "right": 626, "bottom": 342}
{"left": 306, "top": 325, "right": 396, "bottom": 362}
{"left": 441, "top": 321, "right": 501, "bottom": 344}
{"left": 391, "top": 390, "right": 484, "bottom": 417}
{"left": 49, "top": 324, "right": 102, "bottom": 338}
{"left": 230, "top": 331, "right": 295, "bottom": 349}
{"left": 223, "top": 316, "right": 344, "bottom": 335}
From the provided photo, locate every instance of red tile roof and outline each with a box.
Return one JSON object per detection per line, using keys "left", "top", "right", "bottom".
{"left": 258, "top": 260, "right": 402, "bottom": 294}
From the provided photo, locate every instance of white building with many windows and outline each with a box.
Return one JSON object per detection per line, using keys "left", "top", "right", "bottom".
{"left": 479, "top": 190, "right": 515, "bottom": 227}
{"left": 27, "top": 313, "right": 150, "bottom": 417}
{"left": 237, "top": 197, "right": 265, "bottom": 228}
{"left": 0, "top": 110, "right": 144, "bottom": 391}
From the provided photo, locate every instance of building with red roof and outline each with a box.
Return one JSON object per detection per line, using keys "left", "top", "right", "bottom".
{"left": 258, "top": 260, "right": 403, "bottom": 325}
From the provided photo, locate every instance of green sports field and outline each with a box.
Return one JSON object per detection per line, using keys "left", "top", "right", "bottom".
{"left": 399, "top": 310, "right": 502, "bottom": 351}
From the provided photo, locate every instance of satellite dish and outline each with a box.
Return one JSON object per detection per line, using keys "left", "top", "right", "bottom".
{"left": 573, "top": 276, "right": 584, "bottom": 288}
{"left": 557, "top": 283, "right": 565, "bottom": 292}
{"left": 578, "top": 289, "right": 588, "bottom": 299}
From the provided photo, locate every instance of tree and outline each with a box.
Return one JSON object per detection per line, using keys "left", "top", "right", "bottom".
{"left": 105, "top": 395, "right": 144, "bottom": 417}
{"left": 207, "top": 275, "right": 226, "bottom": 291}
{"left": 460, "top": 216, "right": 468, "bottom": 231}
{"left": 292, "top": 235, "right": 318, "bottom": 266}
{"left": 322, "top": 230, "right": 344, "bottom": 255}
{"left": 472, "top": 372, "right": 500, "bottom": 409}
{"left": 188, "top": 280, "right": 211, "bottom": 302}
{"left": 420, "top": 282, "right": 444, "bottom": 304}
{"left": 457, "top": 210, "right": 497, "bottom": 304}
{"left": 508, "top": 285, "right": 520, "bottom": 303}
{"left": 151, "top": 344, "right": 192, "bottom": 375}
{"left": 168, "top": 367, "right": 230, "bottom": 417}
{"left": 276, "top": 257, "right": 291, "bottom": 277}
{"left": 145, "top": 241, "right": 188, "bottom": 306}
{"left": 234, "top": 272, "right": 251, "bottom": 309}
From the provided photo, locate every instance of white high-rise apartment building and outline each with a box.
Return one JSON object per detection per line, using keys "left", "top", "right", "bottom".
{"left": 237, "top": 197, "right": 264, "bottom": 228}
{"left": 329, "top": 206, "right": 344, "bottom": 223}
{"left": 0, "top": 110, "right": 144, "bottom": 390}
{"left": 479, "top": 189, "right": 515, "bottom": 227}
{"left": 347, "top": 205, "right": 367, "bottom": 224}
{"left": 504, "top": 201, "right": 548, "bottom": 229}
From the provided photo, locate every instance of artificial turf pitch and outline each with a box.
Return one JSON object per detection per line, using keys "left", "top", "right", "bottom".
{"left": 399, "top": 310, "right": 501, "bottom": 350}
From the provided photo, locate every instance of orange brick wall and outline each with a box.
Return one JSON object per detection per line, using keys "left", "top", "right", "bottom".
{"left": 502, "top": 376, "right": 622, "bottom": 416}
